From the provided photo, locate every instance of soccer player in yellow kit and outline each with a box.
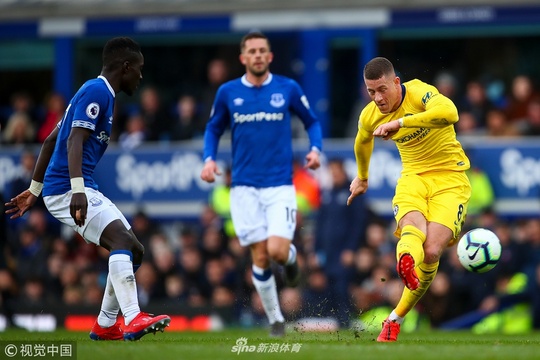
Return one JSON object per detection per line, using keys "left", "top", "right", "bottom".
{"left": 347, "top": 57, "right": 471, "bottom": 342}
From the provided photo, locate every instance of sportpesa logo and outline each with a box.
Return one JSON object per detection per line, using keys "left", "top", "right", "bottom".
{"left": 233, "top": 112, "right": 284, "bottom": 123}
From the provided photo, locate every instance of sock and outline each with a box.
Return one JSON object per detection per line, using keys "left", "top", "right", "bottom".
{"left": 97, "top": 274, "right": 120, "bottom": 328}
{"left": 285, "top": 244, "right": 297, "bottom": 266}
{"left": 251, "top": 265, "right": 285, "bottom": 324}
{"left": 396, "top": 225, "right": 426, "bottom": 266}
{"left": 97, "top": 262, "right": 140, "bottom": 328}
{"left": 395, "top": 261, "right": 439, "bottom": 317}
{"left": 388, "top": 310, "right": 405, "bottom": 325}
{"left": 108, "top": 251, "right": 140, "bottom": 325}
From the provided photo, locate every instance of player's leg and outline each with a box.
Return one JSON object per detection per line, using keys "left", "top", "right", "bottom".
{"left": 249, "top": 241, "right": 286, "bottom": 335}
{"left": 264, "top": 185, "right": 300, "bottom": 287}
{"left": 98, "top": 216, "right": 170, "bottom": 341}
{"left": 379, "top": 175, "right": 428, "bottom": 342}
{"left": 230, "top": 186, "right": 286, "bottom": 336}
{"left": 392, "top": 175, "right": 429, "bottom": 291}
{"left": 379, "top": 171, "right": 470, "bottom": 342}
{"left": 393, "top": 171, "right": 471, "bottom": 321}
{"left": 394, "top": 222, "right": 452, "bottom": 318}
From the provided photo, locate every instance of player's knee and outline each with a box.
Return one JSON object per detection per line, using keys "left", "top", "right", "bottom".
{"left": 267, "top": 243, "right": 288, "bottom": 264}
{"left": 252, "top": 252, "right": 270, "bottom": 268}
{"left": 132, "top": 240, "right": 144, "bottom": 264}
{"left": 423, "top": 243, "right": 443, "bottom": 264}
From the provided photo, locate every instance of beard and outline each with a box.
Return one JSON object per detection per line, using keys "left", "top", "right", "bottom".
{"left": 249, "top": 64, "right": 269, "bottom": 78}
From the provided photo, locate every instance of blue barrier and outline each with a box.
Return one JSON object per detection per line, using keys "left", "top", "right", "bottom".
{"left": 1, "top": 138, "right": 539, "bottom": 219}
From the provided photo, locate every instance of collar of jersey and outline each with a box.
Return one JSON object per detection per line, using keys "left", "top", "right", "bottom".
{"left": 97, "top": 75, "right": 116, "bottom": 98}
{"left": 241, "top": 73, "right": 273, "bottom": 87}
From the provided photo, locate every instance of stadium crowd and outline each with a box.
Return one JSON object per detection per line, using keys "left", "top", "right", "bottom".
{"left": 1, "top": 66, "right": 540, "bottom": 333}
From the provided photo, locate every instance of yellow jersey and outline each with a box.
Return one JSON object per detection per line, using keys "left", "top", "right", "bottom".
{"left": 355, "top": 79, "right": 470, "bottom": 178}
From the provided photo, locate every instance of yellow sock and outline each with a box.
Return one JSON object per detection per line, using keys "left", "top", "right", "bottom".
{"left": 396, "top": 225, "right": 426, "bottom": 266}
{"left": 395, "top": 261, "right": 439, "bottom": 317}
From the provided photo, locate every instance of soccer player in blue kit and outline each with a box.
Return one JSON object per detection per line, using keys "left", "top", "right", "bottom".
{"left": 5, "top": 37, "right": 170, "bottom": 341}
{"left": 200, "top": 31, "right": 323, "bottom": 336}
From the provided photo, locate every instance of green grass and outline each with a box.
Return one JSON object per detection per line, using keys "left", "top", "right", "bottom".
{"left": 1, "top": 327, "right": 540, "bottom": 360}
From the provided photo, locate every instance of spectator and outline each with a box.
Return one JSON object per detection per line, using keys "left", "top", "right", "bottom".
{"left": 434, "top": 71, "right": 459, "bottom": 103}
{"left": 485, "top": 108, "right": 520, "bottom": 137}
{"left": 518, "top": 96, "right": 540, "bottom": 136}
{"left": 37, "top": 93, "right": 65, "bottom": 143}
{"left": 200, "top": 59, "right": 230, "bottom": 121}
{"left": 459, "top": 80, "right": 495, "bottom": 128}
{"left": 313, "top": 158, "right": 370, "bottom": 327}
{"left": 19, "top": 277, "right": 52, "bottom": 307}
{"left": 456, "top": 110, "right": 483, "bottom": 135}
{"left": 164, "top": 274, "right": 188, "bottom": 303}
{"left": 171, "top": 94, "right": 204, "bottom": 141}
{"left": 464, "top": 149, "right": 495, "bottom": 217}
{"left": 13, "top": 224, "right": 48, "bottom": 284}
{"left": 135, "top": 262, "right": 159, "bottom": 306}
{"left": 5, "top": 149, "right": 46, "bottom": 218}
{"left": 506, "top": 75, "right": 537, "bottom": 122}
{"left": 139, "top": 86, "right": 171, "bottom": 141}
{"left": 118, "top": 113, "right": 147, "bottom": 150}
{"left": 209, "top": 166, "right": 235, "bottom": 239}
{"left": 2, "top": 112, "right": 35, "bottom": 144}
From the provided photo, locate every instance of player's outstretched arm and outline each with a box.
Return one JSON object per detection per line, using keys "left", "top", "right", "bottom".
{"left": 200, "top": 160, "right": 222, "bottom": 183}
{"left": 5, "top": 126, "right": 60, "bottom": 219}
{"left": 5, "top": 190, "right": 37, "bottom": 219}
{"left": 347, "top": 177, "right": 368, "bottom": 206}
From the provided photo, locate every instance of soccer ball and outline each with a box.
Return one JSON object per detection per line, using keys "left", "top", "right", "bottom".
{"left": 456, "top": 228, "right": 501, "bottom": 273}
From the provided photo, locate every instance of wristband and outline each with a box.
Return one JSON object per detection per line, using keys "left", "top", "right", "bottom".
{"left": 311, "top": 146, "right": 321, "bottom": 155}
{"left": 70, "top": 177, "right": 85, "bottom": 194}
{"left": 28, "top": 180, "right": 43, "bottom": 197}
{"left": 398, "top": 118, "right": 404, "bottom": 128}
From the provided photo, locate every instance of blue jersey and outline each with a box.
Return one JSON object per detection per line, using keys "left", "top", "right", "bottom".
{"left": 43, "top": 76, "right": 115, "bottom": 196}
{"left": 203, "top": 73, "right": 322, "bottom": 187}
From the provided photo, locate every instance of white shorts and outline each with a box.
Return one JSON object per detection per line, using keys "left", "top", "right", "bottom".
{"left": 230, "top": 185, "right": 297, "bottom": 247}
{"left": 44, "top": 187, "right": 130, "bottom": 246}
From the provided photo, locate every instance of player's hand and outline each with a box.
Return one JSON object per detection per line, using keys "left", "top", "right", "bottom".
{"left": 70, "top": 192, "right": 88, "bottom": 227}
{"left": 4, "top": 190, "right": 37, "bottom": 219}
{"left": 373, "top": 119, "right": 400, "bottom": 140}
{"left": 304, "top": 150, "right": 321, "bottom": 170}
{"left": 200, "top": 160, "right": 222, "bottom": 183}
{"left": 347, "top": 177, "right": 368, "bottom": 205}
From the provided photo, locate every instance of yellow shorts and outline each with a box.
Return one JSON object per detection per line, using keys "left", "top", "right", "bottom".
{"left": 392, "top": 170, "right": 471, "bottom": 245}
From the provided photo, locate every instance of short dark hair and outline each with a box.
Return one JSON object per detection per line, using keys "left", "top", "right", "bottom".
{"left": 240, "top": 31, "right": 270, "bottom": 52}
{"left": 364, "top": 57, "right": 395, "bottom": 80}
{"left": 102, "top": 37, "right": 141, "bottom": 70}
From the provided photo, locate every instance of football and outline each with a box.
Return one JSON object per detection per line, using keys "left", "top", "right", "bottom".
{"left": 456, "top": 228, "right": 501, "bottom": 273}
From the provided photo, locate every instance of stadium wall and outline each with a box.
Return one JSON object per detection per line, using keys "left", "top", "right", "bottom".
{"left": 1, "top": 138, "right": 539, "bottom": 220}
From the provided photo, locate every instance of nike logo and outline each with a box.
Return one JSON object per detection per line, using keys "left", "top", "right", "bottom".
{"left": 468, "top": 246, "right": 481, "bottom": 260}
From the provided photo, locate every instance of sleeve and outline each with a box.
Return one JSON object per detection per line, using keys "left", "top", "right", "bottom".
{"left": 203, "top": 86, "right": 230, "bottom": 161}
{"left": 401, "top": 84, "right": 459, "bottom": 128}
{"left": 354, "top": 114, "right": 374, "bottom": 180}
{"left": 289, "top": 80, "right": 323, "bottom": 152}
{"left": 71, "top": 86, "right": 109, "bottom": 132}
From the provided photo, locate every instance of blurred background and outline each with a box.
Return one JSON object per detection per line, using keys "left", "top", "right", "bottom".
{"left": 1, "top": 0, "right": 539, "bottom": 334}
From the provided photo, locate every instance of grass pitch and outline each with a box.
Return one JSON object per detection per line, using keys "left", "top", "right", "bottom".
{"left": 1, "top": 327, "right": 540, "bottom": 360}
